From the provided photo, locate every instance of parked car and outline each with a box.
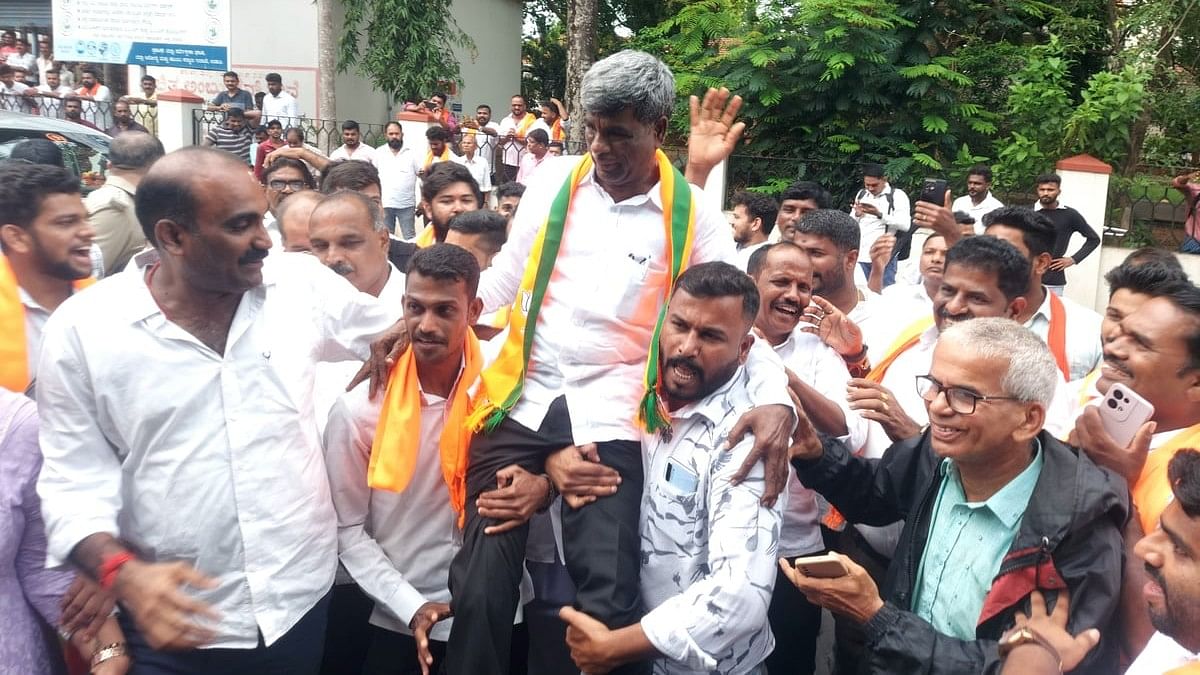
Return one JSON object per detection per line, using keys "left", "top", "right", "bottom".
{"left": 0, "top": 110, "right": 111, "bottom": 192}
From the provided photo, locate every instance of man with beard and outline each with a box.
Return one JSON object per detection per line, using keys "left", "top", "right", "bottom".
{"left": 373, "top": 121, "right": 421, "bottom": 239}
{"left": 951, "top": 165, "right": 1003, "bottom": 233}
{"left": 747, "top": 243, "right": 866, "bottom": 674}
{"left": 729, "top": 190, "right": 777, "bottom": 272}
{"left": 62, "top": 95, "right": 100, "bottom": 131}
{"left": 73, "top": 67, "right": 112, "bottom": 128}
{"left": 1124, "top": 449, "right": 1200, "bottom": 672}
{"left": 559, "top": 262, "right": 785, "bottom": 675}
{"left": 106, "top": 100, "right": 149, "bottom": 136}
{"left": 35, "top": 147, "right": 396, "bottom": 671}
{"left": 1032, "top": 173, "right": 1100, "bottom": 297}
{"left": 325, "top": 244, "right": 545, "bottom": 675}
{"left": 783, "top": 317, "right": 1126, "bottom": 675}
{"left": 203, "top": 107, "right": 255, "bottom": 164}
{"left": 496, "top": 95, "right": 536, "bottom": 185}
{"left": 460, "top": 104, "right": 501, "bottom": 179}
{"left": 330, "top": 120, "right": 376, "bottom": 163}
{"left": 0, "top": 163, "right": 95, "bottom": 394}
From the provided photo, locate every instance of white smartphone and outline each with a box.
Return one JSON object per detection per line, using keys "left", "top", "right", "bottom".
{"left": 1097, "top": 382, "right": 1155, "bottom": 447}
{"left": 791, "top": 553, "right": 849, "bottom": 579}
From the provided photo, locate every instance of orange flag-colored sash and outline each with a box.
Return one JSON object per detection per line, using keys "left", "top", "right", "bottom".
{"left": 866, "top": 316, "right": 934, "bottom": 384}
{"left": 0, "top": 256, "right": 94, "bottom": 392}
{"left": 1133, "top": 423, "right": 1200, "bottom": 534}
{"left": 1046, "top": 292, "right": 1070, "bottom": 380}
{"left": 368, "top": 329, "right": 483, "bottom": 527}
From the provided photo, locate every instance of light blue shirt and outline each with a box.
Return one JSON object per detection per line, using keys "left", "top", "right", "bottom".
{"left": 912, "top": 442, "right": 1044, "bottom": 639}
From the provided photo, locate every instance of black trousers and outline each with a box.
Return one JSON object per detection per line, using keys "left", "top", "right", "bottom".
{"left": 122, "top": 592, "right": 330, "bottom": 675}
{"left": 320, "top": 582, "right": 374, "bottom": 675}
{"left": 362, "top": 624, "right": 530, "bottom": 675}
{"left": 445, "top": 397, "right": 648, "bottom": 675}
{"left": 765, "top": 554, "right": 825, "bottom": 675}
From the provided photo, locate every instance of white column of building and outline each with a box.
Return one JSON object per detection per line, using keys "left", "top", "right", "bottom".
{"left": 1055, "top": 154, "right": 1112, "bottom": 312}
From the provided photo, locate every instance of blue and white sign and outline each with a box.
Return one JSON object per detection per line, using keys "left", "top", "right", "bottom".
{"left": 53, "top": 0, "right": 231, "bottom": 72}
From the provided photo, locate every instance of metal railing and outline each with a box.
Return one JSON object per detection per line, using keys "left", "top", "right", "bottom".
{"left": 0, "top": 93, "right": 157, "bottom": 134}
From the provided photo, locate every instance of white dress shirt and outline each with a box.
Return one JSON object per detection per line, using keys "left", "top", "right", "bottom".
{"left": 1126, "top": 631, "right": 1199, "bottom": 674}
{"left": 260, "top": 91, "right": 300, "bottom": 126}
{"left": 639, "top": 366, "right": 783, "bottom": 674}
{"left": 880, "top": 280, "right": 934, "bottom": 318}
{"left": 850, "top": 184, "right": 911, "bottom": 261}
{"left": 472, "top": 121, "right": 502, "bottom": 173}
{"left": 17, "top": 286, "right": 50, "bottom": 386}
{"left": 324, "top": 376, "right": 529, "bottom": 641}
{"left": 478, "top": 157, "right": 789, "bottom": 443}
{"left": 1022, "top": 288, "right": 1102, "bottom": 382}
{"left": 315, "top": 263, "right": 405, "bottom": 437}
{"left": 329, "top": 143, "right": 376, "bottom": 163}
{"left": 496, "top": 114, "right": 533, "bottom": 168}
{"left": 35, "top": 253, "right": 395, "bottom": 648}
{"left": 770, "top": 329, "right": 866, "bottom": 556}
{"left": 847, "top": 292, "right": 901, "bottom": 358}
{"left": 372, "top": 145, "right": 420, "bottom": 209}
{"left": 452, "top": 152, "right": 493, "bottom": 193}
{"left": 951, "top": 192, "right": 1004, "bottom": 234}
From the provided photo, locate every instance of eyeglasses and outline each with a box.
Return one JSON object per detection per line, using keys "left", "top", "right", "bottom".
{"left": 267, "top": 180, "right": 307, "bottom": 191}
{"left": 915, "top": 375, "right": 1021, "bottom": 415}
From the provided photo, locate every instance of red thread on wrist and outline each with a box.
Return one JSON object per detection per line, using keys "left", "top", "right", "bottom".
{"left": 98, "top": 551, "right": 136, "bottom": 590}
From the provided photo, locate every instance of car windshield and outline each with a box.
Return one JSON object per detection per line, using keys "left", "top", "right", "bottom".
{"left": 0, "top": 127, "right": 111, "bottom": 193}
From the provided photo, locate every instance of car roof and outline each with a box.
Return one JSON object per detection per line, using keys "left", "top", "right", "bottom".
{"left": 0, "top": 110, "right": 112, "bottom": 142}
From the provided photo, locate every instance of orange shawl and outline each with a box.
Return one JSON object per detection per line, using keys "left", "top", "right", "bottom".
{"left": 0, "top": 255, "right": 94, "bottom": 392}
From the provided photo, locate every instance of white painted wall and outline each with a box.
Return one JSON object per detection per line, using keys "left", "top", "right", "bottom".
{"left": 1058, "top": 168, "right": 1112, "bottom": 312}
{"left": 138, "top": 0, "right": 520, "bottom": 137}
{"left": 1078, "top": 245, "right": 1199, "bottom": 313}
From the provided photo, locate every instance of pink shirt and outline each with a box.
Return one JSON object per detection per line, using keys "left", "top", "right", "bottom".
{"left": 516, "top": 152, "right": 548, "bottom": 184}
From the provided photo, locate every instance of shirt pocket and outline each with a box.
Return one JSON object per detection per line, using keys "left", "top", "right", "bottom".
{"left": 592, "top": 247, "right": 668, "bottom": 326}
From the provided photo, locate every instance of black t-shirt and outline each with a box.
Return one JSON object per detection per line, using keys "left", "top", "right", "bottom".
{"left": 1038, "top": 205, "right": 1100, "bottom": 286}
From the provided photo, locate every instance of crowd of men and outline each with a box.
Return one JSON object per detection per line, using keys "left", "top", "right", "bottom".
{"left": 3, "top": 47, "right": 1200, "bottom": 675}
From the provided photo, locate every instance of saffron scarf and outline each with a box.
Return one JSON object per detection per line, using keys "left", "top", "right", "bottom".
{"left": 514, "top": 112, "right": 536, "bottom": 139}
{"left": 1045, "top": 292, "right": 1070, "bottom": 380}
{"left": 415, "top": 226, "right": 436, "bottom": 248}
{"left": 424, "top": 146, "right": 450, "bottom": 171}
{"left": 1132, "top": 423, "right": 1200, "bottom": 534}
{"left": 466, "top": 150, "right": 695, "bottom": 434}
{"left": 1077, "top": 368, "right": 1101, "bottom": 407}
{"left": 866, "top": 316, "right": 935, "bottom": 383}
{"left": 367, "top": 328, "right": 483, "bottom": 527}
{"left": 0, "top": 255, "right": 93, "bottom": 393}
{"left": 550, "top": 119, "right": 565, "bottom": 142}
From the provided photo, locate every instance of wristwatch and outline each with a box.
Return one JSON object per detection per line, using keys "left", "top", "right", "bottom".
{"left": 998, "top": 627, "right": 1061, "bottom": 670}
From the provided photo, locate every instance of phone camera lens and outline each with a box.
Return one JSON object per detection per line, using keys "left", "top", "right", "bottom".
{"left": 1107, "top": 398, "right": 1118, "bottom": 409}
{"left": 1114, "top": 390, "right": 1125, "bottom": 401}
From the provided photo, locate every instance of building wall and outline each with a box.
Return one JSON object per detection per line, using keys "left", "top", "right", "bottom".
{"left": 449, "top": 0, "right": 523, "bottom": 116}
{"left": 137, "top": 0, "right": 519, "bottom": 134}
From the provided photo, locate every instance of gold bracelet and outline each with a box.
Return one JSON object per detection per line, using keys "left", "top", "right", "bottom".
{"left": 90, "top": 642, "right": 128, "bottom": 669}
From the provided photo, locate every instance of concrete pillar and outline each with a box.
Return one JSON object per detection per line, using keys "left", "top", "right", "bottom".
{"left": 1055, "top": 154, "right": 1112, "bottom": 312}
{"left": 155, "top": 89, "right": 206, "bottom": 153}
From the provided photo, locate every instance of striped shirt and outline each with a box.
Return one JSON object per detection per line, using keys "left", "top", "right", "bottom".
{"left": 206, "top": 124, "right": 254, "bottom": 163}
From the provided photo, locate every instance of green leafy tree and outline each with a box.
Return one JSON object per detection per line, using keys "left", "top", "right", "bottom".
{"left": 337, "top": 0, "right": 475, "bottom": 102}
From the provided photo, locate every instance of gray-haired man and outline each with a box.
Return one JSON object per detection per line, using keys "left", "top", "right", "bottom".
{"left": 444, "top": 50, "right": 795, "bottom": 675}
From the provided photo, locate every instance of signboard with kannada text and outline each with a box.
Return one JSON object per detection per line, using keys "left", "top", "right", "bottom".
{"left": 52, "top": 0, "right": 231, "bottom": 72}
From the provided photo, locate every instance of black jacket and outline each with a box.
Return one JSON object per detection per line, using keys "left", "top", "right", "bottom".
{"left": 793, "top": 430, "right": 1128, "bottom": 674}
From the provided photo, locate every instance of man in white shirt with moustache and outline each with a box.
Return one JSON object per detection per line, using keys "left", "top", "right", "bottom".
{"left": 325, "top": 244, "right": 546, "bottom": 675}
{"left": 461, "top": 104, "right": 502, "bottom": 178}
{"left": 330, "top": 120, "right": 377, "bottom": 163}
{"left": 558, "top": 262, "right": 785, "bottom": 675}
{"left": 951, "top": 164, "right": 1004, "bottom": 233}
{"left": 35, "top": 147, "right": 397, "bottom": 672}
{"left": 746, "top": 242, "right": 867, "bottom": 674}
{"left": 851, "top": 163, "right": 911, "bottom": 288}
{"left": 878, "top": 232, "right": 947, "bottom": 316}
{"left": 982, "top": 207, "right": 1102, "bottom": 382}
